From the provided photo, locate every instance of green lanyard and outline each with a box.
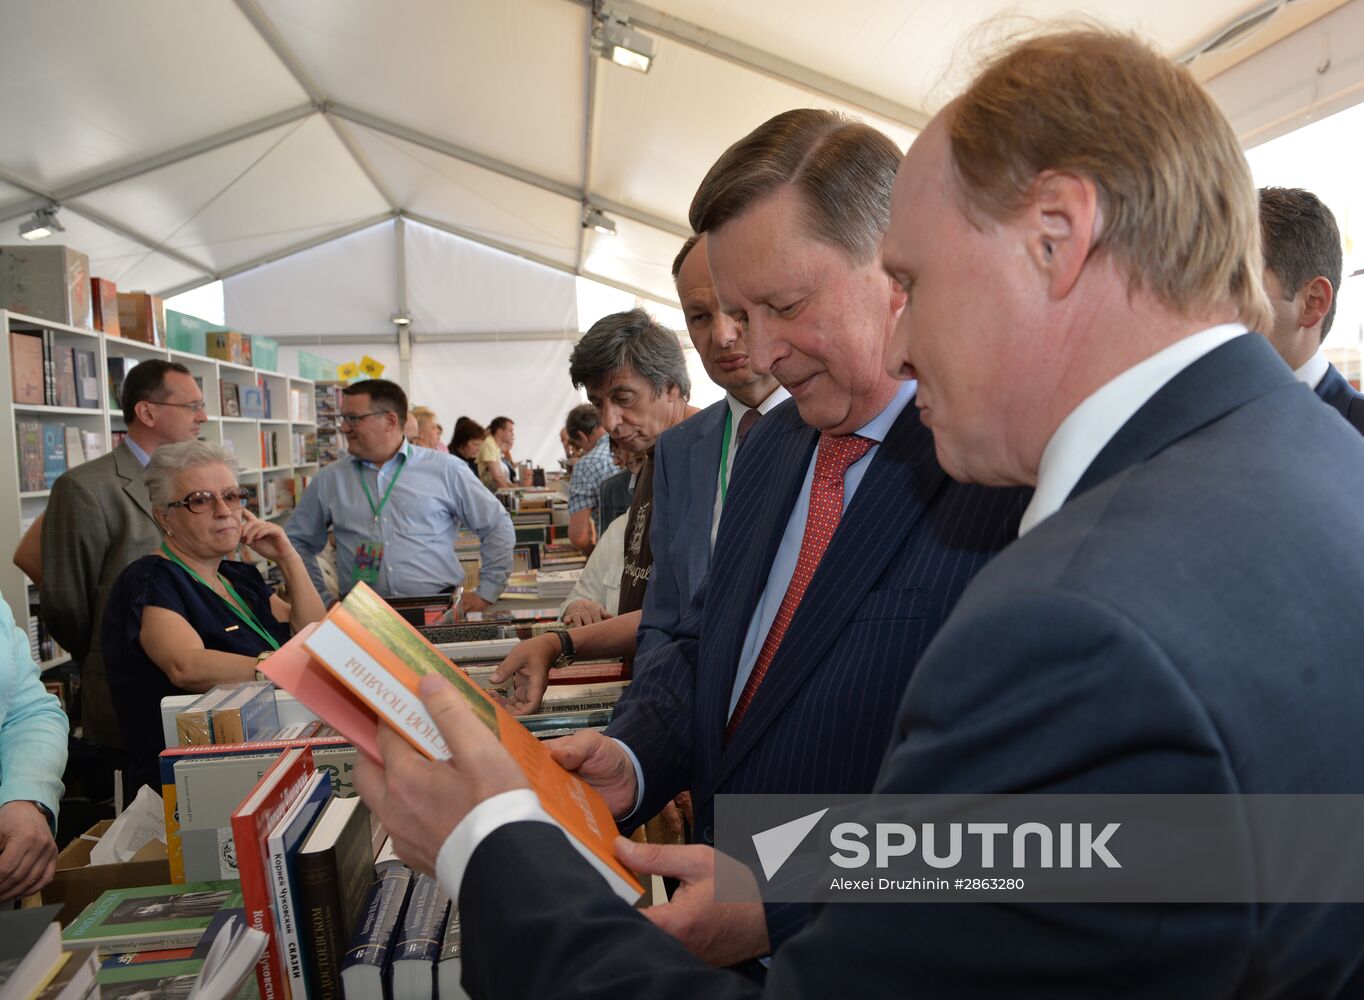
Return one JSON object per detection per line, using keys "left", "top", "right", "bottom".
{"left": 717, "top": 408, "right": 734, "bottom": 505}
{"left": 160, "top": 543, "right": 281, "bottom": 651}
{"left": 357, "top": 453, "right": 406, "bottom": 523}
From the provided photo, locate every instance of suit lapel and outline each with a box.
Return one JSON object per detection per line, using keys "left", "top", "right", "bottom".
{"left": 684, "top": 404, "right": 727, "bottom": 586}
{"left": 707, "top": 403, "right": 946, "bottom": 794}
{"left": 695, "top": 407, "right": 816, "bottom": 745}
{"left": 113, "top": 443, "right": 156, "bottom": 522}
{"left": 1314, "top": 363, "right": 1352, "bottom": 418}
{"left": 1070, "top": 334, "right": 1293, "bottom": 503}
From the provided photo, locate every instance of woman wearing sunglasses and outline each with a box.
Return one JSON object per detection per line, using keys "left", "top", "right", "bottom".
{"left": 101, "top": 440, "right": 326, "bottom": 798}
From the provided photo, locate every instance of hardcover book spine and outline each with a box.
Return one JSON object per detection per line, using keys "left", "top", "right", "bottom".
{"left": 296, "top": 848, "right": 346, "bottom": 1000}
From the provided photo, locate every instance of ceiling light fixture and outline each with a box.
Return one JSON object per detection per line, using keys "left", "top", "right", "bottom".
{"left": 20, "top": 204, "right": 64, "bottom": 241}
{"left": 593, "top": 10, "right": 655, "bottom": 74}
{"left": 583, "top": 206, "right": 617, "bottom": 237}
{"left": 390, "top": 311, "right": 412, "bottom": 327}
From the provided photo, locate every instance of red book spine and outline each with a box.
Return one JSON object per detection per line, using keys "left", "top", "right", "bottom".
{"left": 231, "top": 747, "right": 315, "bottom": 1000}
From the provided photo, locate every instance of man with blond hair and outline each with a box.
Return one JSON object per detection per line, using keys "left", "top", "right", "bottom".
{"left": 348, "top": 29, "right": 1364, "bottom": 998}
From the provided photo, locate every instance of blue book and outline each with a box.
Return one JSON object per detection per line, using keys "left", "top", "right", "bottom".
{"left": 268, "top": 769, "right": 333, "bottom": 1000}
{"left": 41, "top": 423, "right": 66, "bottom": 488}
{"left": 340, "top": 859, "right": 413, "bottom": 1000}
{"left": 240, "top": 386, "right": 264, "bottom": 419}
{"left": 389, "top": 874, "right": 448, "bottom": 1000}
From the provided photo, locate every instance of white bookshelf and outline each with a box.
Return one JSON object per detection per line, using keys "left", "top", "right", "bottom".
{"left": 1, "top": 309, "right": 318, "bottom": 634}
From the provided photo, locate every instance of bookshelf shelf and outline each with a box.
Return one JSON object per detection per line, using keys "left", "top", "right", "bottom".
{"left": 2, "top": 308, "right": 316, "bottom": 637}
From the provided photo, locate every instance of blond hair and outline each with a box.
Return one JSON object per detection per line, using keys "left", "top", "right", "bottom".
{"left": 949, "top": 29, "right": 1272, "bottom": 333}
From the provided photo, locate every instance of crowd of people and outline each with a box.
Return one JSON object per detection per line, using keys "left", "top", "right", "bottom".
{"left": 5, "top": 22, "right": 1364, "bottom": 997}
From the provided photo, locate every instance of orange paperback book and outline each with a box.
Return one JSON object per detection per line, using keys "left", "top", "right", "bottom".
{"left": 287, "top": 583, "right": 642, "bottom": 902}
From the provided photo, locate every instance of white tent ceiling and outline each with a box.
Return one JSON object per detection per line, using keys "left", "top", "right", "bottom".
{"left": 2, "top": 0, "right": 1363, "bottom": 329}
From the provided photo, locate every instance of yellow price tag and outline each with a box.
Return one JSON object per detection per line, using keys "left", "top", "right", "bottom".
{"left": 359, "top": 355, "right": 386, "bottom": 378}
{"left": 336, "top": 362, "right": 359, "bottom": 381}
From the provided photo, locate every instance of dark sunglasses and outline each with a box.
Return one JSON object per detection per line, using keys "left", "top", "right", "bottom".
{"left": 166, "top": 489, "right": 251, "bottom": 513}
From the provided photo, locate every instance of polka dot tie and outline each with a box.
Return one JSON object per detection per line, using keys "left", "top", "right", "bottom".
{"left": 726, "top": 432, "right": 875, "bottom": 740}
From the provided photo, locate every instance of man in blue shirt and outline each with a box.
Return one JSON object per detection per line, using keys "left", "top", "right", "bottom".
{"left": 0, "top": 600, "right": 67, "bottom": 902}
{"left": 564, "top": 402, "right": 612, "bottom": 552}
{"left": 286, "top": 379, "right": 514, "bottom": 613}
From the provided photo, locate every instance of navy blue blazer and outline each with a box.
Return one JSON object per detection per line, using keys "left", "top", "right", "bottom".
{"left": 635, "top": 398, "right": 729, "bottom": 660}
{"left": 608, "top": 394, "right": 1028, "bottom": 944}
{"left": 1315, "top": 362, "right": 1364, "bottom": 434}
{"left": 458, "top": 336, "right": 1364, "bottom": 1000}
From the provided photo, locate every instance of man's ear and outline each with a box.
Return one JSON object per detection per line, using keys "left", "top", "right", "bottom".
{"left": 1299, "top": 275, "right": 1334, "bottom": 334}
{"left": 1028, "top": 171, "right": 1101, "bottom": 300}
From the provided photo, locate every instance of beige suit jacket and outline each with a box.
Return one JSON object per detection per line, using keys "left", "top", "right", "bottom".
{"left": 41, "top": 442, "right": 161, "bottom": 748}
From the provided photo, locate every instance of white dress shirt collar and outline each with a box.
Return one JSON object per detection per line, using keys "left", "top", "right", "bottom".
{"left": 1293, "top": 347, "right": 1330, "bottom": 390}
{"left": 725, "top": 384, "right": 791, "bottom": 426}
{"left": 1020, "top": 324, "right": 1248, "bottom": 537}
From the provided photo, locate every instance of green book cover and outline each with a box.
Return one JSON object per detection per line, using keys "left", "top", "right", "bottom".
{"left": 64, "top": 881, "right": 244, "bottom": 956}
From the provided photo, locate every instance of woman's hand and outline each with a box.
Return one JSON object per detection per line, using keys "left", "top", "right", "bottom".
{"left": 238, "top": 509, "right": 297, "bottom": 564}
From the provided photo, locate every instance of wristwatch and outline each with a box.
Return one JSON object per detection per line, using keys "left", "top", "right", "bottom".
{"left": 549, "top": 627, "right": 576, "bottom": 670}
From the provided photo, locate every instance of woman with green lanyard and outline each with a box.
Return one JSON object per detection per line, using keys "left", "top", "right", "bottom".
{"left": 101, "top": 440, "right": 326, "bottom": 799}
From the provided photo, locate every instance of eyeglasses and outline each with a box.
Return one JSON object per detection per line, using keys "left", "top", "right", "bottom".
{"left": 149, "top": 399, "right": 208, "bottom": 414}
{"left": 338, "top": 411, "right": 386, "bottom": 427}
{"left": 166, "top": 489, "right": 251, "bottom": 513}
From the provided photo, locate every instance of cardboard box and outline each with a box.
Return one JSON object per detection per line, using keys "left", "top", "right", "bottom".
{"left": 117, "top": 292, "right": 166, "bottom": 346}
{"left": 206, "top": 330, "right": 252, "bottom": 367}
{"left": 0, "top": 245, "right": 93, "bottom": 329}
{"left": 43, "top": 819, "right": 171, "bottom": 925}
{"left": 91, "top": 277, "right": 120, "bottom": 336}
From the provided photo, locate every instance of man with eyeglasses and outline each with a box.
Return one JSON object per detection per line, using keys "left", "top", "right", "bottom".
{"left": 286, "top": 378, "right": 514, "bottom": 613}
{"left": 42, "top": 360, "right": 208, "bottom": 756}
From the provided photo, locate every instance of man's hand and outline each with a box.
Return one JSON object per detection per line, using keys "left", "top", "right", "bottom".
{"left": 489, "top": 633, "right": 559, "bottom": 715}
{"left": 614, "top": 839, "right": 769, "bottom": 967}
{"left": 0, "top": 801, "right": 57, "bottom": 902}
{"left": 353, "top": 675, "right": 530, "bottom": 876}
{"left": 458, "top": 592, "right": 493, "bottom": 616}
{"left": 545, "top": 731, "right": 638, "bottom": 819}
{"left": 562, "top": 600, "right": 611, "bottom": 628}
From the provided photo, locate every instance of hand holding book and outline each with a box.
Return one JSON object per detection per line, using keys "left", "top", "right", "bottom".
{"left": 353, "top": 674, "right": 531, "bottom": 876}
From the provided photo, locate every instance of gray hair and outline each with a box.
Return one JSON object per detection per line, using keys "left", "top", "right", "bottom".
{"left": 145, "top": 440, "right": 239, "bottom": 508}
{"left": 569, "top": 309, "right": 691, "bottom": 399}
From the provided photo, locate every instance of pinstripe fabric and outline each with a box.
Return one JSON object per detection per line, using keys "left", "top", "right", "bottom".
{"left": 608, "top": 397, "right": 1028, "bottom": 942}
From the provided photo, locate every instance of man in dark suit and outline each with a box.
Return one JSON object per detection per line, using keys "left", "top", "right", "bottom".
{"left": 42, "top": 360, "right": 207, "bottom": 751}
{"left": 353, "top": 29, "right": 1364, "bottom": 998}
{"left": 367, "top": 107, "right": 1026, "bottom": 967}
{"left": 1258, "top": 186, "right": 1364, "bottom": 431}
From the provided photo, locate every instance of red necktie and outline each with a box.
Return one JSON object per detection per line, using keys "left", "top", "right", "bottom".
{"left": 734, "top": 407, "right": 761, "bottom": 451}
{"left": 726, "top": 433, "right": 874, "bottom": 739}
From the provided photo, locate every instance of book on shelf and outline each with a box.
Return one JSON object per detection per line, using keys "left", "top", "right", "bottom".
{"left": 18, "top": 419, "right": 44, "bottom": 491}
{"left": 296, "top": 795, "right": 374, "bottom": 1000}
{"left": 0, "top": 245, "right": 92, "bottom": 328}
{"left": 211, "top": 681, "right": 280, "bottom": 744}
{"left": 339, "top": 857, "right": 413, "bottom": 1000}
{"left": 57, "top": 346, "right": 77, "bottom": 407}
{"left": 175, "top": 686, "right": 242, "bottom": 746}
{"left": 229, "top": 745, "right": 315, "bottom": 1000}
{"left": 9, "top": 330, "right": 44, "bottom": 404}
{"left": 389, "top": 872, "right": 448, "bottom": 1000}
{"left": 267, "top": 769, "right": 334, "bottom": 1000}
{"left": 92, "top": 910, "right": 260, "bottom": 1000}
{"left": 74, "top": 348, "right": 100, "bottom": 408}
{"left": 117, "top": 291, "right": 166, "bottom": 346}
{"left": 91, "top": 276, "right": 120, "bottom": 336}
{"left": 82, "top": 429, "right": 104, "bottom": 460}
{"left": 221, "top": 383, "right": 241, "bottom": 418}
{"left": 107, "top": 356, "right": 140, "bottom": 410}
{"left": 241, "top": 385, "right": 264, "bottom": 420}
{"left": 63, "top": 425, "right": 86, "bottom": 470}
{"left": 279, "top": 582, "right": 642, "bottom": 902}
{"left": 436, "top": 907, "right": 470, "bottom": 1000}
{"left": 0, "top": 904, "right": 64, "bottom": 1000}
{"left": 62, "top": 882, "right": 244, "bottom": 957}
{"left": 41, "top": 422, "right": 65, "bottom": 488}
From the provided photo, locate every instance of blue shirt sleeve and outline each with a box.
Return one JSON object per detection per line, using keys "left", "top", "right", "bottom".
{"left": 0, "top": 601, "right": 68, "bottom": 826}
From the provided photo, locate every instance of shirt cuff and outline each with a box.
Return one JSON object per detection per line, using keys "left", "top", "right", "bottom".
{"left": 612, "top": 738, "right": 646, "bottom": 821}
{"left": 435, "top": 789, "right": 554, "bottom": 903}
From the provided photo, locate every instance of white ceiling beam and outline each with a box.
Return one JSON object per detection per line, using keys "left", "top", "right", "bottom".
{"left": 1, "top": 103, "right": 320, "bottom": 223}
{"left": 327, "top": 103, "right": 690, "bottom": 237}
{"left": 573, "top": 0, "right": 930, "bottom": 131}
{"left": 576, "top": 14, "right": 600, "bottom": 273}
{"left": 1180, "top": 0, "right": 1352, "bottom": 81}
{"left": 157, "top": 212, "right": 395, "bottom": 298}
{"left": 402, "top": 210, "right": 677, "bottom": 308}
